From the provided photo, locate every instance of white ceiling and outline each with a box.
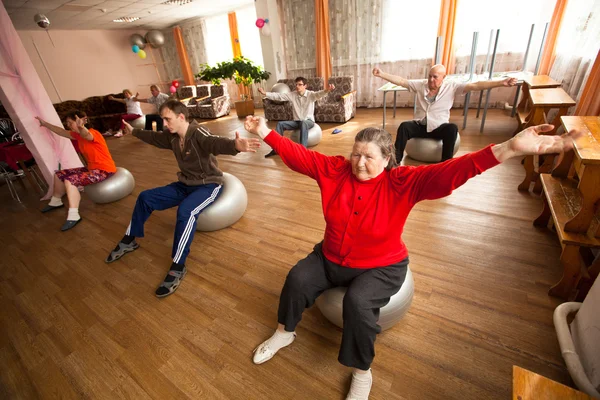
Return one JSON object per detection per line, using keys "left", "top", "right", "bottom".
{"left": 3, "top": 0, "right": 254, "bottom": 30}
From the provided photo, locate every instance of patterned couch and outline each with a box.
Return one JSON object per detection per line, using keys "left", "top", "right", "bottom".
{"left": 262, "top": 76, "right": 356, "bottom": 123}
{"left": 314, "top": 76, "right": 356, "bottom": 123}
{"left": 0, "top": 94, "right": 127, "bottom": 133}
{"left": 262, "top": 77, "right": 324, "bottom": 121}
{"left": 187, "top": 84, "right": 231, "bottom": 119}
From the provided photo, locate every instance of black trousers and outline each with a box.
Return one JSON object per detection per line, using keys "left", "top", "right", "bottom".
{"left": 277, "top": 242, "right": 408, "bottom": 370}
{"left": 396, "top": 121, "right": 458, "bottom": 162}
{"left": 145, "top": 114, "right": 164, "bottom": 131}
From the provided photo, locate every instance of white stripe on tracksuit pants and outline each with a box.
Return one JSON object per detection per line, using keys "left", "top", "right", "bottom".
{"left": 125, "top": 181, "right": 222, "bottom": 265}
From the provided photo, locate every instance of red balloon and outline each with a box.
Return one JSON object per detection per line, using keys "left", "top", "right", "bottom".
{"left": 172, "top": 80, "right": 180, "bottom": 88}
{"left": 255, "top": 18, "right": 265, "bottom": 28}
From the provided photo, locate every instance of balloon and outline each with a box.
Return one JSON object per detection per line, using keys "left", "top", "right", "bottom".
{"left": 132, "top": 45, "right": 139, "bottom": 53}
{"left": 129, "top": 34, "right": 146, "bottom": 50}
{"left": 138, "top": 49, "right": 147, "bottom": 59}
{"left": 170, "top": 86, "right": 177, "bottom": 94}
{"left": 261, "top": 24, "right": 271, "bottom": 37}
{"left": 172, "top": 80, "right": 180, "bottom": 88}
{"left": 145, "top": 30, "right": 165, "bottom": 48}
{"left": 34, "top": 14, "right": 50, "bottom": 29}
{"left": 255, "top": 18, "right": 265, "bottom": 28}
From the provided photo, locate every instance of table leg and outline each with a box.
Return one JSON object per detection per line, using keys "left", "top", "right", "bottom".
{"left": 476, "top": 90, "right": 484, "bottom": 118}
{"left": 480, "top": 88, "right": 492, "bottom": 133}
{"left": 518, "top": 155, "right": 535, "bottom": 191}
{"left": 17, "top": 160, "right": 45, "bottom": 195}
{"left": 383, "top": 91, "right": 387, "bottom": 129}
{"left": 549, "top": 244, "right": 581, "bottom": 299}
{"left": 511, "top": 83, "right": 521, "bottom": 118}
{"left": 462, "top": 92, "right": 471, "bottom": 130}
{"left": 393, "top": 91, "right": 397, "bottom": 118}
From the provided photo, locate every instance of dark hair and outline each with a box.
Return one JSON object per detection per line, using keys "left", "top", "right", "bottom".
{"left": 354, "top": 127, "right": 397, "bottom": 170}
{"left": 159, "top": 100, "right": 189, "bottom": 121}
{"left": 64, "top": 109, "right": 87, "bottom": 122}
{"left": 294, "top": 77, "right": 307, "bottom": 86}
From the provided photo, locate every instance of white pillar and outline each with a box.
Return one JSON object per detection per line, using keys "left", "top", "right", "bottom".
{"left": 255, "top": 0, "right": 286, "bottom": 88}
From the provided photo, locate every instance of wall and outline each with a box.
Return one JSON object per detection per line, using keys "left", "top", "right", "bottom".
{"left": 17, "top": 29, "right": 169, "bottom": 113}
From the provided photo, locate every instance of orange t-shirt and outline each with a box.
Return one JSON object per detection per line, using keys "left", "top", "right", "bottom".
{"left": 70, "top": 128, "right": 117, "bottom": 173}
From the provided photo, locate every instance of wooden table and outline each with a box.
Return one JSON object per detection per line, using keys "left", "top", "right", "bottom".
{"left": 517, "top": 88, "right": 576, "bottom": 192}
{"left": 513, "top": 366, "right": 596, "bottom": 400}
{"left": 533, "top": 116, "right": 600, "bottom": 298}
{"left": 515, "top": 75, "right": 562, "bottom": 132}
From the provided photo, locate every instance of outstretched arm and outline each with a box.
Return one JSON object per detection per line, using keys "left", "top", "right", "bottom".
{"left": 400, "top": 124, "right": 582, "bottom": 204}
{"left": 123, "top": 119, "right": 172, "bottom": 149}
{"left": 74, "top": 116, "right": 93, "bottom": 141}
{"left": 464, "top": 77, "right": 517, "bottom": 93}
{"left": 372, "top": 67, "right": 410, "bottom": 88}
{"left": 107, "top": 95, "right": 126, "bottom": 104}
{"left": 35, "top": 117, "right": 72, "bottom": 139}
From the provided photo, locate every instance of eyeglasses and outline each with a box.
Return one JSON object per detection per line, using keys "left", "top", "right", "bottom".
{"left": 295, "top": 83, "right": 305, "bottom": 87}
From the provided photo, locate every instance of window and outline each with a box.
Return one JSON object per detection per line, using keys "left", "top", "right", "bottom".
{"left": 204, "top": 13, "right": 234, "bottom": 65}
{"left": 236, "top": 5, "right": 265, "bottom": 67}
{"left": 380, "top": 0, "right": 442, "bottom": 62}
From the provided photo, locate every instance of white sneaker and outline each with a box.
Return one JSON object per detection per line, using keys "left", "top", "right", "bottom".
{"left": 346, "top": 369, "right": 372, "bottom": 400}
{"left": 113, "top": 131, "right": 124, "bottom": 138}
{"left": 252, "top": 330, "right": 296, "bottom": 364}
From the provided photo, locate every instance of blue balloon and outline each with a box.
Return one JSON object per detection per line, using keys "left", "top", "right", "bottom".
{"left": 132, "top": 45, "right": 139, "bottom": 53}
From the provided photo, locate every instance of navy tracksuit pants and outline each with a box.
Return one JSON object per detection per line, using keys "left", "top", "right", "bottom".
{"left": 126, "top": 181, "right": 222, "bottom": 265}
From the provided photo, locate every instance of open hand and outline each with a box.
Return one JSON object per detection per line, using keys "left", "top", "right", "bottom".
{"left": 35, "top": 116, "right": 45, "bottom": 127}
{"left": 327, "top": 83, "right": 335, "bottom": 91}
{"left": 234, "top": 131, "right": 261, "bottom": 153}
{"left": 510, "top": 124, "right": 582, "bottom": 156}
{"left": 244, "top": 115, "right": 269, "bottom": 137}
{"left": 372, "top": 67, "right": 382, "bottom": 77}
{"left": 108, "top": 95, "right": 115, "bottom": 101}
{"left": 503, "top": 77, "right": 517, "bottom": 87}
{"left": 122, "top": 119, "right": 134, "bottom": 135}
{"left": 75, "top": 115, "right": 86, "bottom": 128}
{"left": 258, "top": 87, "right": 266, "bottom": 95}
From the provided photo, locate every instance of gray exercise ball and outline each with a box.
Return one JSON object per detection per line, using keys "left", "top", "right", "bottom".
{"left": 130, "top": 116, "right": 146, "bottom": 130}
{"left": 196, "top": 173, "right": 247, "bottom": 232}
{"left": 85, "top": 167, "right": 135, "bottom": 204}
{"left": 315, "top": 267, "right": 414, "bottom": 331}
{"left": 271, "top": 82, "right": 291, "bottom": 94}
{"left": 291, "top": 123, "right": 322, "bottom": 147}
{"left": 405, "top": 132, "right": 461, "bottom": 163}
{"left": 145, "top": 30, "right": 165, "bottom": 48}
{"left": 129, "top": 33, "right": 146, "bottom": 50}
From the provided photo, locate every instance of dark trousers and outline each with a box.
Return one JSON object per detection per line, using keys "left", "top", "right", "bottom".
{"left": 275, "top": 120, "right": 315, "bottom": 147}
{"left": 126, "top": 182, "right": 222, "bottom": 265}
{"left": 396, "top": 121, "right": 458, "bottom": 162}
{"left": 145, "top": 114, "right": 164, "bottom": 131}
{"left": 278, "top": 242, "right": 408, "bottom": 370}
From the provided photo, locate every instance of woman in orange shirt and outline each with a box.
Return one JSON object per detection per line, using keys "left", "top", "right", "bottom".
{"left": 36, "top": 110, "right": 117, "bottom": 231}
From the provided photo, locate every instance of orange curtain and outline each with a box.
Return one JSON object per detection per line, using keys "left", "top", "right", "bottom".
{"left": 538, "top": 0, "right": 568, "bottom": 75}
{"left": 228, "top": 12, "right": 242, "bottom": 58}
{"left": 315, "top": 0, "right": 332, "bottom": 83}
{"left": 173, "top": 26, "right": 195, "bottom": 85}
{"left": 575, "top": 50, "right": 600, "bottom": 116}
{"left": 436, "top": 0, "right": 458, "bottom": 73}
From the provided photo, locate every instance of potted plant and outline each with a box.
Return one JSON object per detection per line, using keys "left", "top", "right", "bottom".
{"left": 196, "top": 56, "right": 270, "bottom": 118}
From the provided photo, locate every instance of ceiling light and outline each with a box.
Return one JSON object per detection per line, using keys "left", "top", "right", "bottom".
{"left": 113, "top": 16, "right": 141, "bottom": 23}
{"left": 161, "top": 0, "right": 193, "bottom": 5}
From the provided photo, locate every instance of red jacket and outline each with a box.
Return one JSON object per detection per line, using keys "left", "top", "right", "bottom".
{"left": 265, "top": 131, "right": 500, "bottom": 268}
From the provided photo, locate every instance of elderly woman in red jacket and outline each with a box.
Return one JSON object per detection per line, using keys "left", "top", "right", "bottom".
{"left": 243, "top": 115, "right": 579, "bottom": 400}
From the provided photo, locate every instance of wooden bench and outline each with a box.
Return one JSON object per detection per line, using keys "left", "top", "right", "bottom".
{"left": 534, "top": 174, "right": 600, "bottom": 299}
{"left": 513, "top": 365, "right": 596, "bottom": 400}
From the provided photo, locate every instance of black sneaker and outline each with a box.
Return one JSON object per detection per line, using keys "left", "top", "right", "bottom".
{"left": 265, "top": 150, "right": 278, "bottom": 158}
{"left": 41, "top": 204, "right": 64, "bottom": 213}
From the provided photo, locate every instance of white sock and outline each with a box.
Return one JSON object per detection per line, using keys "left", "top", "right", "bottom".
{"left": 67, "top": 208, "right": 80, "bottom": 221}
{"left": 48, "top": 196, "right": 63, "bottom": 206}
{"left": 266, "top": 329, "right": 295, "bottom": 350}
{"left": 347, "top": 369, "right": 372, "bottom": 400}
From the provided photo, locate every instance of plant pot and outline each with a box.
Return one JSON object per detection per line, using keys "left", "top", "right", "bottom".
{"left": 235, "top": 99, "right": 254, "bottom": 118}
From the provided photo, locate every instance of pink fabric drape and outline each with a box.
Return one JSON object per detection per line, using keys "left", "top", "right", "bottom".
{"left": 0, "top": 3, "right": 82, "bottom": 199}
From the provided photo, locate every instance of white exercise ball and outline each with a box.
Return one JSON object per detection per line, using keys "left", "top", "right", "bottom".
{"left": 129, "top": 116, "right": 146, "bottom": 130}
{"left": 315, "top": 267, "right": 414, "bottom": 331}
{"left": 271, "top": 83, "right": 291, "bottom": 94}
{"left": 291, "top": 123, "right": 322, "bottom": 147}
{"left": 85, "top": 167, "right": 135, "bottom": 204}
{"left": 405, "top": 132, "right": 461, "bottom": 163}
{"left": 196, "top": 173, "right": 248, "bottom": 232}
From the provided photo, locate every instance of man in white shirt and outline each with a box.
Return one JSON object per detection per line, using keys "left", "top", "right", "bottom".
{"left": 258, "top": 77, "right": 334, "bottom": 157}
{"left": 134, "top": 85, "right": 170, "bottom": 131}
{"left": 373, "top": 65, "right": 517, "bottom": 162}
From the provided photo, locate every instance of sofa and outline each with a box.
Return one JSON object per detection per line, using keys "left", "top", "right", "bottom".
{"left": 262, "top": 76, "right": 356, "bottom": 123}
{"left": 186, "top": 84, "right": 231, "bottom": 119}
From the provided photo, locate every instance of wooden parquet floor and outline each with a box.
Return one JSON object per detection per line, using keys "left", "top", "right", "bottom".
{"left": 0, "top": 108, "right": 570, "bottom": 399}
